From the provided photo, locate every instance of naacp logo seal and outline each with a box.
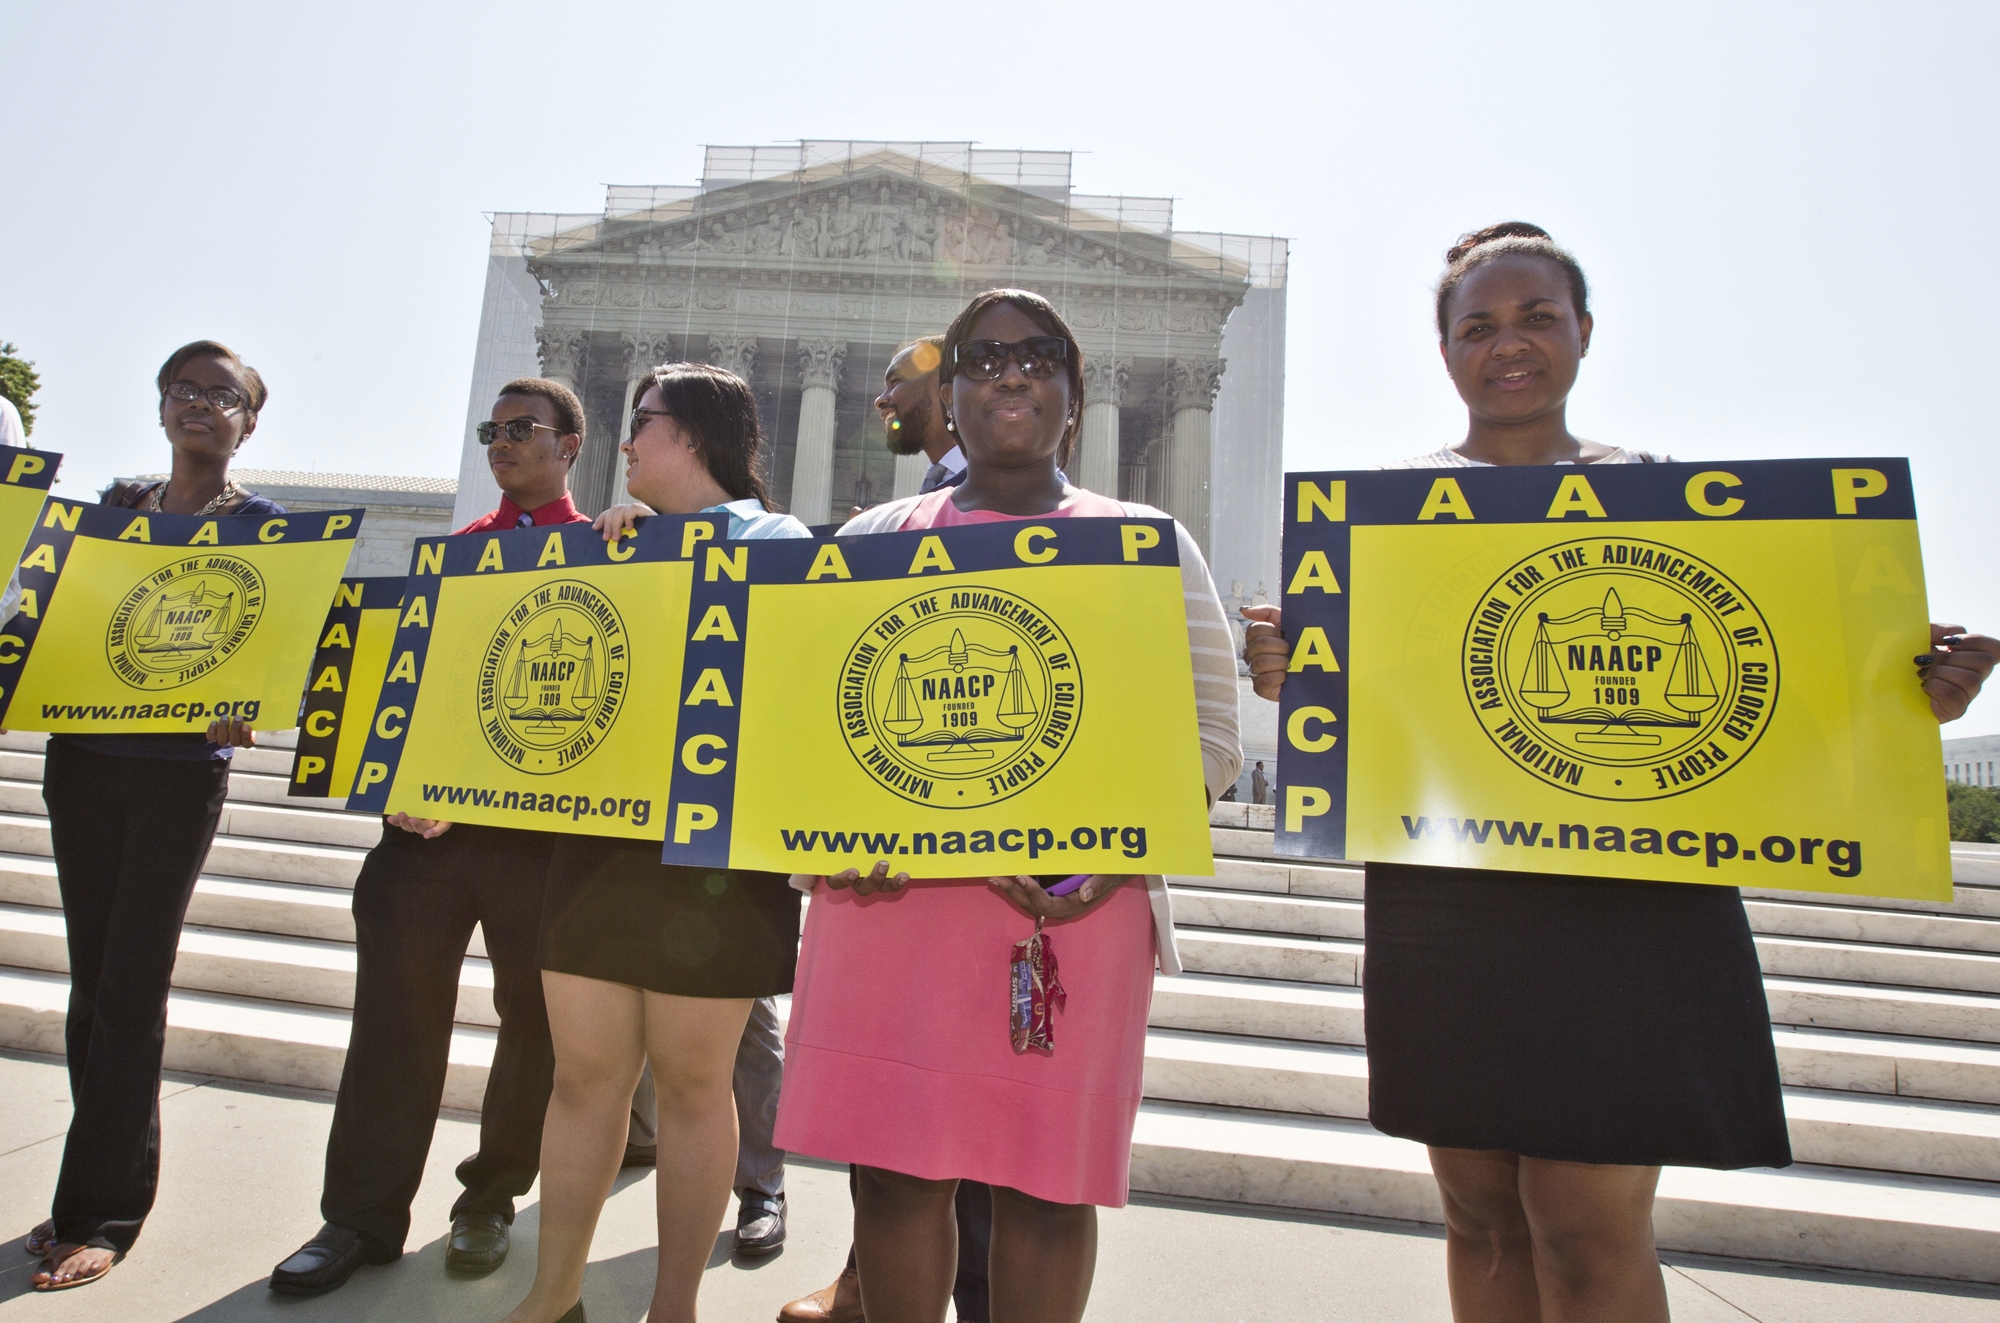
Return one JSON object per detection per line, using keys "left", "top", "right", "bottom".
{"left": 479, "top": 580, "right": 628, "bottom": 774}
{"left": 840, "top": 586, "right": 1080, "bottom": 807}
{"left": 106, "top": 556, "right": 264, "bottom": 690}
{"left": 1463, "top": 538, "right": 1778, "bottom": 801}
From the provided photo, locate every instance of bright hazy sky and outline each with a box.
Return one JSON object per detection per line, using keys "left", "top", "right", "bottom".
{"left": 8, "top": 3, "right": 1998, "bottom": 732}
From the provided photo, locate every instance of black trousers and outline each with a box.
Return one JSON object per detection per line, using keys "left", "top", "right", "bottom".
{"left": 847, "top": 1168, "right": 992, "bottom": 1322}
{"left": 42, "top": 741, "right": 231, "bottom": 1253}
{"left": 320, "top": 823, "right": 557, "bottom": 1252}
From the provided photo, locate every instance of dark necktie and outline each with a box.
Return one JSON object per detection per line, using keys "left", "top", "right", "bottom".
{"left": 918, "top": 462, "right": 950, "bottom": 494}
{"left": 516, "top": 512, "right": 533, "bottom": 529}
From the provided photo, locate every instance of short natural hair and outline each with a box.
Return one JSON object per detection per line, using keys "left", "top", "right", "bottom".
{"left": 631, "top": 362, "right": 774, "bottom": 508}
{"left": 497, "top": 377, "right": 586, "bottom": 445}
{"left": 893, "top": 335, "right": 945, "bottom": 376}
{"left": 937, "top": 289, "right": 1085, "bottom": 468}
{"left": 1434, "top": 222, "right": 1591, "bottom": 342}
{"left": 157, "top": 340, "right": 268, "bottom": 414}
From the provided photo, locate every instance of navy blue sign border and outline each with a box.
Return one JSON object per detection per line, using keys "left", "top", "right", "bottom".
{"left": 346, "top": 515, "right": 724, "bottom": 817}
{"left": 1274, "top": 458, "right": 1918, "bottom": 862}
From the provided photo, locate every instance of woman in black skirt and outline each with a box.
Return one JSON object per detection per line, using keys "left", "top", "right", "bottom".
{"left": 1243, "top": 224, "right": 1999, "bottom": 1322}
{"left": 499, "top": 363, "right": 807, "bottom": 1323}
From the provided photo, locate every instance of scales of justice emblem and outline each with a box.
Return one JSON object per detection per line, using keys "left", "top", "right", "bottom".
{"left": 478, "top": 580, "right": 628, "bottom": 774}
{"left": 105, "top": 557, "right": 265, "bottom": 690}
{"left": 840, "top": 587, "right": 1081, "bottom": 807}
{"left": 1465, "top": 538, "right": 1777, "bottom": 801}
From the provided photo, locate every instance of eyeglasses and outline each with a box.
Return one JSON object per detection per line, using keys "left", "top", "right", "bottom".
{"left": 952, "top": 337, "right": 1069, "bottom": 381}
{"left": 628, "top": 407, "right": 674, "bottom": 438}
{"left": 476, "top": 418, "right": 563, "bottom": 445}
{"left": 164, "top": 380, "right": 246, "bottom": 411}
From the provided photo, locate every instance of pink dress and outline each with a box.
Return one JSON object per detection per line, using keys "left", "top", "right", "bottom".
{"left": 773, "top": 486, "right": 1158, "bottom": 1207}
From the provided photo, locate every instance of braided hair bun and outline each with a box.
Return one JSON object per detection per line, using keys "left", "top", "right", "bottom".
{"left": 1435, "top": 222, "right": 1588, "bottom": 341}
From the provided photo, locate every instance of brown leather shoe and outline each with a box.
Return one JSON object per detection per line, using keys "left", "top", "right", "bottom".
{"left": 777, "top": 1264, "right": 863, "bottom": 1322}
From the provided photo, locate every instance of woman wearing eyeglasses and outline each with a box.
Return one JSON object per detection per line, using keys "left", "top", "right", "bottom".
{"left": 28, "top": 341, "right": 284, "bottom": 1291}
{"left": 497, "top": 363, "right": 808, "bottom": 1323}
{"left": 771, "top": 290, "right": 1241, "bottom": 1323}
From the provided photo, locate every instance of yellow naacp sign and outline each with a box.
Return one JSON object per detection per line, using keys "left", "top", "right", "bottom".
{"left": 1276, "top": 459, "right": 1949, "bottom": 900}
{"left": 288, "top": 578, "right": 402, "bottom": 799}
{"left": 346, "top": 516, "right": 722, "bottom": 838}
{"left": 657, "top": 518, "right": 1212, "bottom": 878}
{"left": 0, "top": 501, "right": 360, "bottom": 733}
{"left": 0, "top": 447, "right": 59, "bottom": 570}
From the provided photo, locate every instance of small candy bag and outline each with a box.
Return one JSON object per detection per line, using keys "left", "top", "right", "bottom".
{"left": 1010, "top": 916, "right": 1067, "bottom": 1053}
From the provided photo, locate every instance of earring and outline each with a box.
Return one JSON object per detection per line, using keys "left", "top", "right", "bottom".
{"left": 945, "top": 418, "right": 955, "bottom": 432}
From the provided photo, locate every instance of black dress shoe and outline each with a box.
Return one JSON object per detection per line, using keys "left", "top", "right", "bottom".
{"left": 446, "top": 1212, "right": 510, "bottom": 1274}
{"left": 734, "top": 1192, "right": 785, "bottom": 1257}
{"left": 269, "top": 1223, "right": 399, "bottom": 1296}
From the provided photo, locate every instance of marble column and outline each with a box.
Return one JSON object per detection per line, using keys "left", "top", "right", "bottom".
{"left": 789, "top": 338, "right": 847, "bottom": 526}
{"left": 533, "top": 326, "right": 587, "bottom": 392}
{"left": 1077, "top": 356, "right": 1130, "bottom": 497}
{"left": 707, "top": 333, "right": 759, "bottom": 384}
{"left": 533, "top": 326, "right": 600, "bottom": 506}
{"left": 613, "top": 333, "right": 677, "bottom": 505}
{"left": 1165, "top": 357, "right": 1226, "bottom": 553}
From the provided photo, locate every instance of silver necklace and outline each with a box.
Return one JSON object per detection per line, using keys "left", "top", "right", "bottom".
{"left": 149, "top": 478, "right": 243, "bottom": 517}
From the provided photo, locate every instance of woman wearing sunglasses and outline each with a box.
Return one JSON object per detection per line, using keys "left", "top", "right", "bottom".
{"left": 498, "top": 363, "right": 808, "bottom": 1323}
{"left": 772, "top": 290, "right": 1241, "bottom": 1323}
{"left": 29, "top": 341, "right": 284, "bottom": 1291}
{"left": 1244, "top": 225, "right": 1998, "bottom": 1322}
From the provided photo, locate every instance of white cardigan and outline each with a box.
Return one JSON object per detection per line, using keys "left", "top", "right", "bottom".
{"left": 787, "top": 491, "right": 1243, "bottom": 975}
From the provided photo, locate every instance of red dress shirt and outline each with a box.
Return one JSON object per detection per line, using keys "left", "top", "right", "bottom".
{"left": 454, "top": 491, "right": 586, "bottom": 535}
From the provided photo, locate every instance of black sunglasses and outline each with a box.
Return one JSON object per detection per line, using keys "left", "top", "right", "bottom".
{"left": 952, "top": 337, "right": 1069, "bottom": 381}
{"left": 476, "top": 418, "right": 564, "bottom": 446}
{"left": 628, "top": 407, "right": 674, "bottom": 438}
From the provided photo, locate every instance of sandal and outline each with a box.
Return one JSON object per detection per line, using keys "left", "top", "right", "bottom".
{"left": 31, "top": 1243, "right": 122, "bottom": 1291}
{"left": 25, "top": 1219, "right": 55, "bottom": 1257}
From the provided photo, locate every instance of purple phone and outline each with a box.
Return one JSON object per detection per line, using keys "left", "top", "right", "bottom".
{"left": 1045, "top": 874, "right": 1090, "bottom": 897}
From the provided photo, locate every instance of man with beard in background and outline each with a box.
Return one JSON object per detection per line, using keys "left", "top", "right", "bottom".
{"left": 777, "top": 334, "right": 993, "bottom": 1323}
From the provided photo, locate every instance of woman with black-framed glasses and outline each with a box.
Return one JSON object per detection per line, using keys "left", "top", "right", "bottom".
{"left": 28, "top": 340, "right": 285, "bottom": 1292}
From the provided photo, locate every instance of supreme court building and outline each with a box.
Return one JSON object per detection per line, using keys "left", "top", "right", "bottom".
{"left": 454, "top": 141, "right": 1289, "bottom": 604}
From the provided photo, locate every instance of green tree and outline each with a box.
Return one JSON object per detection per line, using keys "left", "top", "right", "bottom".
{"left": 1948, "top": 781, "right": 2000, "bottom": 843}
{"left": 0, "top": 342, "right": 40, "bottom": 434}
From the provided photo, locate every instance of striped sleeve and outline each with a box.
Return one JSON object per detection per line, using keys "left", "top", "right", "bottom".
{"left": 1120, "top": 502, "right": 1242, "bottom": 804}
{"left": 1174, "top": 522, "right": 1244, "bottom": 805}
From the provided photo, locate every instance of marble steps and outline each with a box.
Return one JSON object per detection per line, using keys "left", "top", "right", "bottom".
{"left": 1126, "top": 1101, "right": 2000, "bottom": 1283}
{"left": 1142, "top": 1025, "right": 2000, "bottom": 1179}
{"left": 0, "top": 809, "right": 369, "bottom": 889}
{"left": 1170, "top": 857, "right": 1364, "bottom": 900}
{"left": 0, "top": 965, "right": 497, "bottom": 1112}
{"left": 1175, "top": 916, "right": 2000, "bottom": 1011}
{"left": 1176, "top": 926, "right": 1362, "bottom": 986}
{"left": 1152, "top": 968, "right": 2000, "bottom": 1099}
{"left": 1774, "top": 1024, "right": 2000, "bottom": 1105}
{"left": 0, "top": 777, "right": 377, "bottom": 851}
{"left": 1175, "top": 880, "right": 2000, "bottom": 960}
{"left": 0, "top": 901, "right": 500, "bottom": 1028}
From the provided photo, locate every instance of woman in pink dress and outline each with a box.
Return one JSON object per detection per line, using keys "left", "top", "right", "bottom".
{"left": 774, "top": 289, "right": 1242, "bottom": 1323}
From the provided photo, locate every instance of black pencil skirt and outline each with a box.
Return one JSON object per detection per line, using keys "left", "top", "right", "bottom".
{"left": 539, "top": 835, "right": 801, "bottom": 999}
{"left": 1363, "top": 862, "right": 1792, "bottom": 1170}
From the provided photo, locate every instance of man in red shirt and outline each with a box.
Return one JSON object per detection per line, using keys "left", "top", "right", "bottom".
{"left": 271, "top": 378, "right": 589, "bottom": 1296}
